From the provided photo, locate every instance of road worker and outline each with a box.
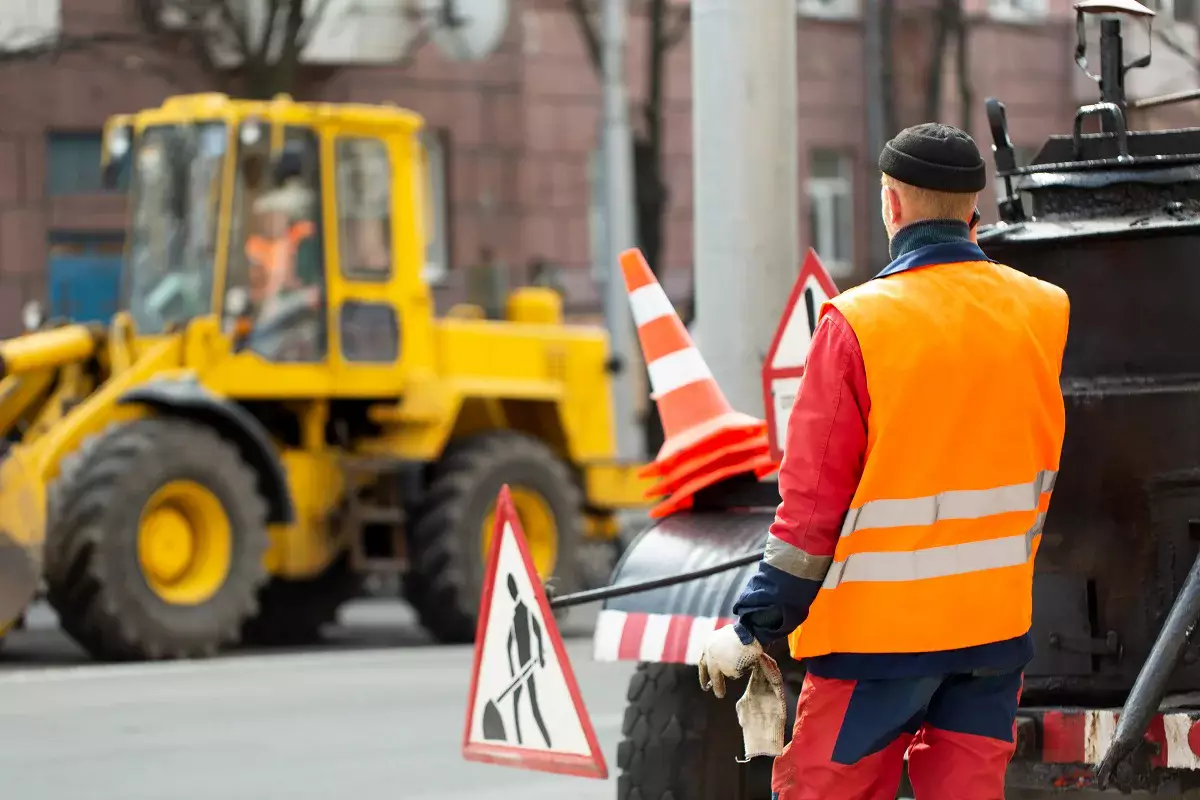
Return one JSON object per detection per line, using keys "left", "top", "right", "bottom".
{"left": 697, "top": 123, "right": 1070, "bottom": 799}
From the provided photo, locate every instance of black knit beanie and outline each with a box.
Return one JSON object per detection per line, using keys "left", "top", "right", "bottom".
{"left": 879, "top": 123, "right": 986, "bottom": 194}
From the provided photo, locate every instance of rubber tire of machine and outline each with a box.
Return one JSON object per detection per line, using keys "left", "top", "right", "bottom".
{"left": 617, "top": 661, "right": 919, "bottom": 799}
{"left": 43, "top": 418, "right": 270, "bottom": 661}
{"left": 240, "top": 554, "right": 364, "bottom": 647}
{"left": 404, "top": 430, "right": 583, "bottom": 645}
{"left": 617, "top": 661, "right": 795, "bottom": 800}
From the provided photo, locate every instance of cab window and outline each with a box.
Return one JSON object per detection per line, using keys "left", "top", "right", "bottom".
{"left": 226, "top": 126, "right": 327, "bottom": 363}
{"left": 335, "top": 137, "right": 391, "bottom": 280}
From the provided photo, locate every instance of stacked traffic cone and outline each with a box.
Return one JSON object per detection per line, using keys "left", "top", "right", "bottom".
{"left": 619, "top": 248, "right": 780, "bottom": 518}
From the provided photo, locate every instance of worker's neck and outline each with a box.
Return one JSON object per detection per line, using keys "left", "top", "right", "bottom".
{"left": 889, "top": 219, "right": 971, "bottom": 261}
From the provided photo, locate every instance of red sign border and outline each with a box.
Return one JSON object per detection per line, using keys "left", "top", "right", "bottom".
{"left": 461, "top": 485, "right": 609, "bottom": 780}
{"left": 761, "top": 248, "right": 840, "bottom": 462}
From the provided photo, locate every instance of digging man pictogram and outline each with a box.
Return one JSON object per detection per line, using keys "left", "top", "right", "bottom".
{"left": 505, "top": 573, "right": 551, "bottom": 748}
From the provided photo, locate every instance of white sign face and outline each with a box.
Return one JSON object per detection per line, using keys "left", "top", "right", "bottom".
{"left": 466, "top": 521, "right": 592, "bottom": 759}
{"left": 771, "top": 377, "right": 802, "bottom": 453}
{"left": 771, "top": 273, "right": 831, "bottom": 371}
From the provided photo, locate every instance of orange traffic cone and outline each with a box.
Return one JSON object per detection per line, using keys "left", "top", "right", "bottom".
{"left": 620, "top": 248, "right": 765, "bottom": 475}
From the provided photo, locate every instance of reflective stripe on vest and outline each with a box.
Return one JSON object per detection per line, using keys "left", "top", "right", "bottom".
{"left": 823, "top": 470, "right": 1056, "bottom": 588}
{"left": 786, "top": 258, "right": 1069, "bottom": 659}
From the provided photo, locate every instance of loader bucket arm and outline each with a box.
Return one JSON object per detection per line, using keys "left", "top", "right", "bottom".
{"left": 0, "top": 334, "right": 182, "bottom": 632}
{"left": 0, "top": 326, "right": 97, "bottom": 378}
{"left": 0, "top": 444, "right": 43, "bottom": 630}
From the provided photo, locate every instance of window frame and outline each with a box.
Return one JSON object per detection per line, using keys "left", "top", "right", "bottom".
{"left": 334, "top": 135, "right": 394, "bottom": 283}
{"left": 806, "top": 149, "right": 855, "bottom": 279}
{"left": 419, "top": 128, "right": 451, "bottom": 285}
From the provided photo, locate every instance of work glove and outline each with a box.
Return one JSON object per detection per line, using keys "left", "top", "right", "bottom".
{"left": 697, "top": 624, "right": 763, "bottom": 699}
{"left": 735, "top": 651, "right": 788, "bottom": 760}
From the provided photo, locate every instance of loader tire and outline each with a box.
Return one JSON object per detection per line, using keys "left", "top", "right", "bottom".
{"left": 405, "top": 431, "right": 583, "bottom": 644}
{"left": 241, "top": 554, "right": 363, "bottom": 646}
{"left": 44, "top": 418, "right": 270, "bottom": 661}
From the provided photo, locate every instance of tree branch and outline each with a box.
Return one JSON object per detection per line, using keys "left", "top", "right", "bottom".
{"left": 252, "top": 0, "right": 283, "bottom": 63}
{"left": 296, "top": 0, "right": 336, "bottom": 49}
{"left": 212, "top": 0, "right": 253, "bottom": 58}
{"left": 1154, "top": 26, "right": 1198, "bottom": 69}
{"left": 565, "top": 0, "right": 603, "bottom": 76}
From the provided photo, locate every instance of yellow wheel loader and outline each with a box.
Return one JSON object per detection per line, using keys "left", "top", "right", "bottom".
{"left": 0, "top": 93, "right": 652, "bottom": 661}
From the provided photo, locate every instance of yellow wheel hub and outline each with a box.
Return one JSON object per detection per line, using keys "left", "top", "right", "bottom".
{"left": 481, "top": 487, "right": 558, "bottom": 579}
{"left": 137, "top": 480, "right": 233, "bottom": 606}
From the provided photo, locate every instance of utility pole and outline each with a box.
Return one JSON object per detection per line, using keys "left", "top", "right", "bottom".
{"left": 691, "top": 0, "right": 799, "bottom": 417}
{"left": 863, "top": 0, "right": 891, "bottom": 275}
{"left": 600, "top": 0, "right": 643, "bottom": 460}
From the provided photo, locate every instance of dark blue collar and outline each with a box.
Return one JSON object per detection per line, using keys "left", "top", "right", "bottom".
{"left": 876, "top": 219, "right": 995, "bottom": 279}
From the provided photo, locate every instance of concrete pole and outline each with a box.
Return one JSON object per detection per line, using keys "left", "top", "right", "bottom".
{"left": 600, "top": 0, "right": 644, "bottom": 460}
{"left": 692, "top": 0, "right": 799, "bottom": 417}
{"left": 863, "top": 0, "right": 891, "bottom": 275}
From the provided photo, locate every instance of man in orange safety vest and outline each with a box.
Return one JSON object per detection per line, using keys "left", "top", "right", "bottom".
{"left": 697, "top": 123, "right": 1070, "bottom": 799}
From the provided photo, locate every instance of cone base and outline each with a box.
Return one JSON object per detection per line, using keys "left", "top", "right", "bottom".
{"left": 645, "top": 436, "right": 772, "bottom": 499}
{"left": 649, "top": 451, "right": 778, "bottom": 519}
{"left": 640, "top": 414, "right": 766, "bottom": 480}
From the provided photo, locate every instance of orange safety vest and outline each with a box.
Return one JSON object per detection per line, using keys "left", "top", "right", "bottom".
{"left": 246, "top": 220, "right": 316, "bottom": 301}
{"left": 788, "top": 258, "right": 1070, "bottom": 660}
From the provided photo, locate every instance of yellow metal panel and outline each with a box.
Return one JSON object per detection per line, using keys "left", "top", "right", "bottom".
{"left": 136, "top": 94, "right": 423, "bottom": 136}
{"left": 266, "top": 449, "right": 346, "bottom": 579}
{"left": 585, "top": 513, "right": 622, "bottom": 542}
{"left": 583, "top": 462, "right": 657, "bottom": 512}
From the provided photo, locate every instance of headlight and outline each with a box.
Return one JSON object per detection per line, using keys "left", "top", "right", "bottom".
{"left": 240, "top": 119, "right": 264, "bottom": 147}
{"left": 107, "top": 126, "right": 131, "bottom": 159}
{"left": 21, "top": 301, "right": 43, "bottom": 332}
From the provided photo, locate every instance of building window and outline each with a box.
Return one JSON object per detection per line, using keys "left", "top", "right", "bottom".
{"left": 807, "top": 149, "right": 854, "bottom": 278}
{"left": 988, "top": 0, "right": 1049, "bottom": 23}
{"left": 797, "top": 0, "right": 860, "bottom": 20}
{"left": 420, "top": 129, "right": 450, "bottom": 284}
{"left": 46, "top": 132, "right": 126, "bottom": 195}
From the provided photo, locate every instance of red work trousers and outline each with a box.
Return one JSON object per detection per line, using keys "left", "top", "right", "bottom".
{"left": 771, "top": 670, "right": 1023, "bottom": 800}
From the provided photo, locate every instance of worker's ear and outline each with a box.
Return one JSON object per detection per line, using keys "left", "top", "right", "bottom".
{"left": 880, "top": 185, "right": 903, "bottom": 230}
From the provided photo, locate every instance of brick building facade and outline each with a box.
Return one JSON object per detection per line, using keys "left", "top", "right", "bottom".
{"left": 0, "top": 0, "right": 1179, "bottom": 335}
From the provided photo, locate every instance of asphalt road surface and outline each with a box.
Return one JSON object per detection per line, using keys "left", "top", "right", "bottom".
{"left": 0, "top": 600, "right": 636, "bottom": 800}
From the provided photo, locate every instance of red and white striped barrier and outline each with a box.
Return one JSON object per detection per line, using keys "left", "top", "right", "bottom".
{"left": 592, "top": 609, "right": 735, "bottom": 665}
{"left": 1034, "top": 708, "right": 1200, "bottom": 770}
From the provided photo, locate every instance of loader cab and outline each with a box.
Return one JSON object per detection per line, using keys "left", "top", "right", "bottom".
{"left": 103, "top": 94, "right": 436, "bottom": 398}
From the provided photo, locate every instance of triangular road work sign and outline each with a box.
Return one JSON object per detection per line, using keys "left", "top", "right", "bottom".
{"left": 462, "top": 485, "right": 608, "bottom": 779}
{"left": 761, "top": 248, "right": 840, "bottom": 461}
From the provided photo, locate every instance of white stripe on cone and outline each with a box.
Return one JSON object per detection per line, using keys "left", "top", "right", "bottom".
{"left": 647, "top": 347, "right": 713, "bottom": 398}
